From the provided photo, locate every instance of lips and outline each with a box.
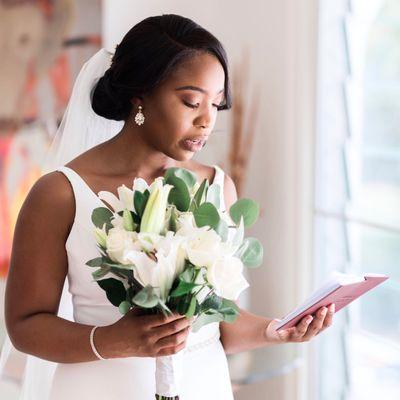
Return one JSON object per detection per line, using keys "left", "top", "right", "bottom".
{"left": 181, "top": 138, "right": 206, "bottom": 152}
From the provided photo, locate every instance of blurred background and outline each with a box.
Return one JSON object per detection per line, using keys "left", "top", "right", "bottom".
{"left": 0, "top": 0, "right": 399, "bottom": 399}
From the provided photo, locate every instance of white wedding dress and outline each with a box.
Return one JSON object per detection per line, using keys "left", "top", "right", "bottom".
{"left": 18, "top": 163, "right": 234, "bottom": 400}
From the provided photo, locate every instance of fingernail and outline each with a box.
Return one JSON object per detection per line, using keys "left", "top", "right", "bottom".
{"left": 330, "top": 304, "right": 335, "bottom": 313}
{"left": 306, "top": 316, "right": 313, "bottom": 323}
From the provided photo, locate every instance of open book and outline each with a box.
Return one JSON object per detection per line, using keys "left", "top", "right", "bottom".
{"left": 274, "top": 270, "right": 389, "bottom": 331}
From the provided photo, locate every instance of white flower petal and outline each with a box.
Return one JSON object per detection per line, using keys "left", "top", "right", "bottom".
{"left": 98, "top": 190, "right": 123, "bottom": 212}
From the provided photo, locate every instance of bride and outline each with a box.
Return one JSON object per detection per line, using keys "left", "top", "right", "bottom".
{"left": 2, "top": 13, "right": 335, "bottom": 399}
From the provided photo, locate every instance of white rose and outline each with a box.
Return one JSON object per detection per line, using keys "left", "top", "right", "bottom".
{"left": 184, "top": 228, "right": 222, "bottom": 268}
{"left": 106, "top": 227, "right": 139, "bottom": 264}
{"left": 207, "top": 256, "right": 249, "bottom": 300}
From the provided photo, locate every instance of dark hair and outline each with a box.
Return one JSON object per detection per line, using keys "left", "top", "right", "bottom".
{"left": 91, "top": 14, "right": 232, "bottom": 121}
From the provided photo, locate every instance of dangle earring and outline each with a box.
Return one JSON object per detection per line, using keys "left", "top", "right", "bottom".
{"left": 134, "top": 105, "right": 145, "bottom": 126}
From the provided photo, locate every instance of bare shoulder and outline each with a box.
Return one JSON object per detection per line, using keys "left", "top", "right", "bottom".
{"left": 5, "top": 171, "right": 76, "bottom": 333}
{"left": 20, "top": 171, "right": 75, "bottom": 233}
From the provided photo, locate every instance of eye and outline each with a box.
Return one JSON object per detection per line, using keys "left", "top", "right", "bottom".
{"left": 183, "top": 100, "right": 223, "bottom": 110}
{"left": 183, "top": 101, "right": 199, "bottom": 109}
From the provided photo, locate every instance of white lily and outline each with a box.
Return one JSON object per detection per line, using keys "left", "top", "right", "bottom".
{"left": 124, "top": 232, "right": 186, "bottom": 302}
{"left": 140, "top": 177, "right": 173, "bottom": 235}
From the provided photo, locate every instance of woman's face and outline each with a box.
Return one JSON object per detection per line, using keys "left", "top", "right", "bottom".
{"left": 136, "top": 52, "right": 226, "bottom": 161}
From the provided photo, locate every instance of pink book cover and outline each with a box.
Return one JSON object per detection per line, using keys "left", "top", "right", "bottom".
{"left": 274, "top": 272, "right": 389, "bottom": 331}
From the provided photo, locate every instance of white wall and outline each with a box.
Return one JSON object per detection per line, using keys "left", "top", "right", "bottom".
{"left": 102, "top": 1, "right": 318, "bottom": 399}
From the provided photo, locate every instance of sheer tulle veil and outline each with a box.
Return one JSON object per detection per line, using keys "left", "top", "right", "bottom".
{"left": 0, "top": 48, "right": 124, "bottom": 398}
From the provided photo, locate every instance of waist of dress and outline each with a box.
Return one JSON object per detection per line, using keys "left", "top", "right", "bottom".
{"left": 183, "top": 329, "right": 221, "bottom": 354}
{"left": 73, "top": 304, "right": 222, "bottom": 352}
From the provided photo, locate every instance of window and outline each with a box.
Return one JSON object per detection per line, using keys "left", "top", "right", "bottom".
{"left": 314, "top": 0, "right": 400, "bottom": 399}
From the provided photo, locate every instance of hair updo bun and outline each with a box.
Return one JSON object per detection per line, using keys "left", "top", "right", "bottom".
{"left": 91, "top": 69, "right": 131, "bottom": 121}
{"left": 91, "top": 13, "right": 232, "bottom": 122}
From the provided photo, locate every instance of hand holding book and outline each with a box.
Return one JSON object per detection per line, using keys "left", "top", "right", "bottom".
{"left": 264, "top": 270, "right": 388, "bottom": 344}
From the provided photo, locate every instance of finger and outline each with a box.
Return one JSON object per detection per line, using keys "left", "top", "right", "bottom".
{"left": 152, "top": 316, "right": 193, "bottom": 339}
{"left": 322, "top": 303, "right": 335, "bottom": 329}
{"left": 155, "top": 325, "right": 190, "bottom": 350}
{"left": 291, "top": 315, "right": 314, "bottom": 340}
{"left": 156, "top": 340, "right": 187, "bottom": 356}
{"left": 146, "top": 311, "right": 186, "bottom": 328}
{"left": 302, "top": 307, "right": 328, "bottom": 340}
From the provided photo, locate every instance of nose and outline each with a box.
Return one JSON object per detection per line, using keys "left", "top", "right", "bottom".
{"left": 195, "top": 111, "right": 212, "bottom": 131}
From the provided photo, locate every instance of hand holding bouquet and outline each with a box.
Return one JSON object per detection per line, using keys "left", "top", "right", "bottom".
{"left": 86, "top": 167, "right": 263, "bottom": 399}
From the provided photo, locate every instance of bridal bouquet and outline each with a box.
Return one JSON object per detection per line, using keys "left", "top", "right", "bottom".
{"left": 85, "top": 167, "right": 263, "bottom": 400}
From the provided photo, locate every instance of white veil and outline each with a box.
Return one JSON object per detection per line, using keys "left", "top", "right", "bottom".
{"left": 0, "top": 48, "right": 124, "bottom": 399}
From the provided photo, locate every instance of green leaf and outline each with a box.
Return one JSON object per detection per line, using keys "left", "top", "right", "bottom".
{"left": 134, "top": 191, "right": 148, "bottom": 217}
{"left": 200, "top": 294, "right": 222, "bottom": 311}
{"left": 193, "top": 202, "right": 220, "bottom": 229}
{"left": 191, "top": 312, "right": 224, "bottom": 333}
{"left": 191, "top": 178, "right": 208, "bottom": 210}
{"left": 185, "top": 296, "right": 197, "bottom": 318}
{"left": 222, "top": 312, "right": 239, "bottom": 323}
{"left": 214, "top": 218, "right": 229, "bottom": 242}
{"left": 235, "top": 237, "right": 264, "bottom": 267}
{"left": 119, "top": 300, "right": 131, "bottom": 315}
{"left": 179, "top": 265, "right": 196, "bottom": 283}
{"left": 170, "top": 281, "right": 198, "bottom": 297}
{"left": 165, "top": 167, "right": 198, "bottom": 190}
{"left": 132, "top": 285, "right": 160, "bottom": 308}
{"left": 85, "top": 257, "right": 106, "bottom": 268}
{"left": 92, "top": 267, "right": 111, "bottom": 280}
{"left": 206, "top": 184, "right": 221, "bottom": 209}
{"left": 166, "top": 175, "right": 191, "bottom": 212}
{"left": 103, "top": 261, "right": 135, "bottom": 270}
{"left": 219, "top": 298, "right": 240, "bottom": 315}
{"left": 229, "top": 198, "right": 260, "bottom": 228}
{"left": 97, "top": 278, "right": 126, "bottom": 306}
{"left": 91, "top": 207, "right": 114, "bottom": 232}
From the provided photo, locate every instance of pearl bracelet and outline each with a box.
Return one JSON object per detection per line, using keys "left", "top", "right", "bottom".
{"left": 90, "top": 326, "right": 106, "bottom": 360}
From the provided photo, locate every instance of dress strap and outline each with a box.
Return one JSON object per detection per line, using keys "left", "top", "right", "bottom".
{"left": 212, "top": 164, "right": 226, "bottom": 212}
{"left": 56, "top": 166, "right": 96, "bottom": 223}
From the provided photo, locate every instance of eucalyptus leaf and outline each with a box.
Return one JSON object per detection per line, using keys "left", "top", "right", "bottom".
{"left": 166, "top": 175, "right": 191, "bottom": 212}
{"left": 191, "top": 312, "right": 224, "bottom": 333}
{"left": 193, "top": 202, "right": 220, "bottom": 229}
{"left": 97, "top": 278, "right": 126, "bottom": 307}
{"left": 214, "top": 218, "right": 229, "bottom": 242}
{"left": 85, "top": 256, "right": 106, "bottom": 268}
{"left": 235, "top": 237, "right": 264, "bottom": 267}
{"left": 132, "top": 285, "right": 160, "bottom": 308}
{"left": 200, "top": 294, "right": 222, "bottom": 311}
{"left": 165, "top": 167, "right": 197, "bottom": 190}
{"left": 231, "top": 215, "right": 245, "bottom": 247}
{"left": 118, "top": 300, "right": 131, "bottom": 315}
{"left": 92, "top": 267, "right": 111, "bottom": 281}
{"left": 229, "top": 198, "right": 260, "bottom": 228}
{"left": 91, "top": 207, "right": 114, "bottom": 232}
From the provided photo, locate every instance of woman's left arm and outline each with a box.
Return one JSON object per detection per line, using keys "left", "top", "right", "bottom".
{"left": 219, "top": 173, "right": 335, "bottom": 355}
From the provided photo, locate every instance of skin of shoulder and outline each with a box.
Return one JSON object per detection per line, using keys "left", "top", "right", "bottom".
{"left": 5, "top": 171, "right": 76, "bottom": 335}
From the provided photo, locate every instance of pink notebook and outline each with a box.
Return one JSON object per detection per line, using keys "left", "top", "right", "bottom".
{"left": 274, "top": 271, "right": 389, "bottom": 331}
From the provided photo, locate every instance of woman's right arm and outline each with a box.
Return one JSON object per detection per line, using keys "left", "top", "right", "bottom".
{"left": 5, "top": 172, "right": 191, "bottom": 363}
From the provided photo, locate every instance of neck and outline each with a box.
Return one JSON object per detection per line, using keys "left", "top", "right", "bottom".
{"left": 101, "top": 122, "right": 185, "bottom": 177}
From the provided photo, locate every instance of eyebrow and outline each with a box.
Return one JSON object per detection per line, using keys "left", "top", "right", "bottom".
{"left": 175, "top": 85, "right": 224, "bottom": 96}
